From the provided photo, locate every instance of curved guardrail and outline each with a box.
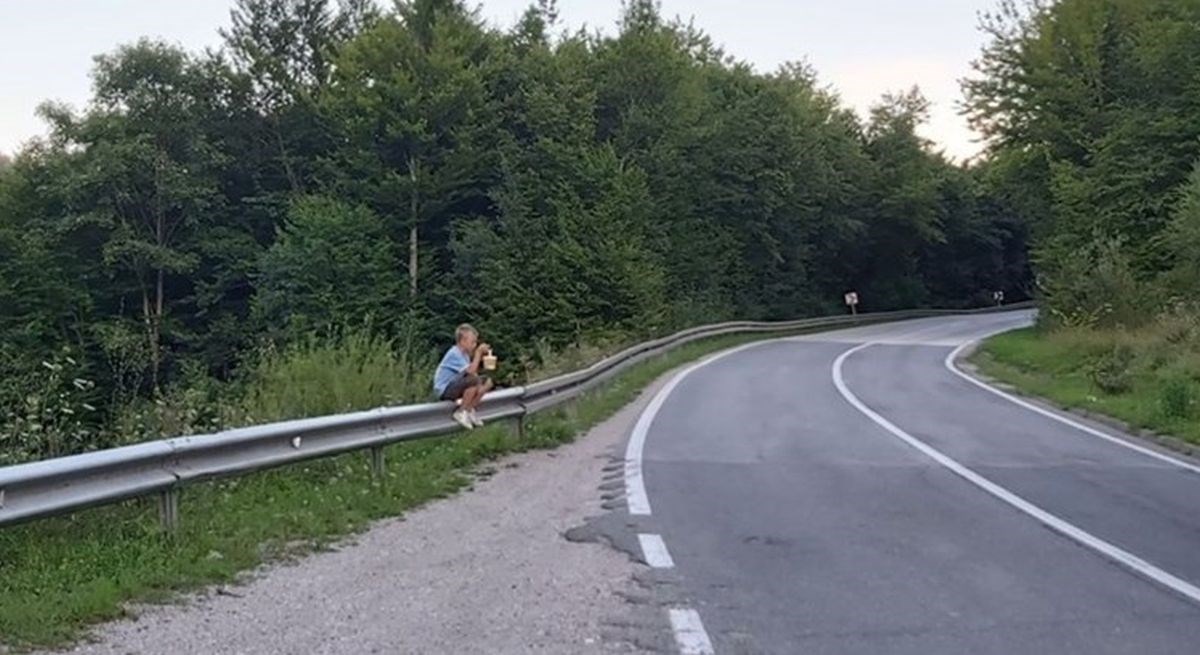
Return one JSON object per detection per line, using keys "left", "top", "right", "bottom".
{"left": 0, "top": 303, "right": 1032, "bottom": 530}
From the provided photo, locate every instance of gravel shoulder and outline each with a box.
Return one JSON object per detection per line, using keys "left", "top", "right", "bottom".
{"left": 53, "top": 376, "right": 677, "bottom": 655}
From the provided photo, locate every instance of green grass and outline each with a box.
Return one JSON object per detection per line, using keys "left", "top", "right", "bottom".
{"left": 0, "top": 330, "right": 784, "bottom": 650}
{"left": 973, "top": 327, "right": 1200, "bottom": 445}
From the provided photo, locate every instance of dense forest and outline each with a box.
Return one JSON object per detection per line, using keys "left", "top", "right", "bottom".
{"left": 966, "top": 0, "right": 1200, "bottom": 325}
{"left": 10, "top": 0, "right": 1196, "bottom": 464}
{"left": 0, "top": 0, "right": 1033, "bottom": 462}
{"left": 963, "top": 0, "right": 1200, "bottom": 436}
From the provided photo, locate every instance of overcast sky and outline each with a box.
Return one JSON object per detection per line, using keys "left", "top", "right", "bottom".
{"left": 0, "top": 0, "right": 996, "bottom": 160}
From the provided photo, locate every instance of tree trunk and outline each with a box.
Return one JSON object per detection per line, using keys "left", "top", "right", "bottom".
{"left": 409, "top": 224, "right": 419, "bottom": 298}
{"left": 142, "top": 286, "right": 159, "bottom": 392}
{"left": 408, "top": 157, "right": 420, "bottom": 298}
{"left": 148, "top": 187, "right": 165, "bottom": 392}
{"left": 273, "top": 115, "right": 301, "bottom": 193}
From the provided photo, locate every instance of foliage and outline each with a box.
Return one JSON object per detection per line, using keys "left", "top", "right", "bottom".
{"left": 0, "top": 351, "right": 100, "bottom": 465}
{"left": 1164, "top": 164, "right": 1200, "bottom": 295}
{"left": 0, "top": 329, "right": 780, "bottom": 649}
{"left": 966, "top": 0, "right": 1200, "bottom": 323}
{"left": 235, "top": 328, "right": 433, "bottom": 423}
{"left": 1090, "top": 343, "right": 1135, "bottom": 395}
{"left": 1036, "top": 235, "right": 1156, "bottom": 329}
{"left": 966, "top": 0, "right": 1200, "bottom": 445}
{"left": 255, "top": 196, "right": 405, "bottom": 337}
{"left": 0, "top": 0, "right": 1032, "bottom": 460}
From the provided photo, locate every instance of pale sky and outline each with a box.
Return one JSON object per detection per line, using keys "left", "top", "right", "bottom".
{"left": 0, "top": 0, "right": 995, "bottom": 160}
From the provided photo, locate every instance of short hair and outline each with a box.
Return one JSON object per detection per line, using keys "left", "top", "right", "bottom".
{"left": 455, "top": 323, "right": 478, "bottom": 342}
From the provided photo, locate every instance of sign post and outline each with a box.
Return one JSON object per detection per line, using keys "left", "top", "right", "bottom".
{"left": 993, "top": 290, "right": 1005, "bottom": 307}
{"left": 844, "top": 291, "right": 859, "bottom": 316}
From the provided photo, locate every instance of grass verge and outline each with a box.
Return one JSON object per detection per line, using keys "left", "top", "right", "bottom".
{"left": 0, "top": 330, "right": 787, "bottom": 650}
{"left": 972, "top": 327, "right": 1200, "bottom": 445}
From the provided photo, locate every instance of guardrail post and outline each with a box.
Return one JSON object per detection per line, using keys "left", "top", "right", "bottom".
{"left": 507, "top": 415, "right": 526, "bottom": 439}
{"left": 158, "top": 487, "right": 180, "bottom": 533}
{"left": 369, "top": 446, "right": 386, "bottom": 481}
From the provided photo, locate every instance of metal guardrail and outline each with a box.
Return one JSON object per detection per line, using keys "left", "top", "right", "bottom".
{"left": 0, "top": 303, "right": 1032, "bottom": 531}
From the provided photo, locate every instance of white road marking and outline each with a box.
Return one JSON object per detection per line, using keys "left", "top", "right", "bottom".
{"left": 626, "top": 319, "right": 978, "bottom": 515}
{"left": 833, "top": 342, "right": 1200, "bottom": 605}
{"left": 625, "top": 341, "right": 776, "bottom": 515}
{"left": 945, "top": 339, "right": 1200, "bottom": 475}
{"left": 638, "top": 533, "right": 675, "bottom": 568}
{"left": 668, "top": 608, "right": 715, "bottom": 655}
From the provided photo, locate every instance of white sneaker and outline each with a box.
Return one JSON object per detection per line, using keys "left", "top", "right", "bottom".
{"left": 469, "top": 410, "right": 485, "bottom": 428}
{"left": 452, "top": 409, "right": 474, "bottom": 430}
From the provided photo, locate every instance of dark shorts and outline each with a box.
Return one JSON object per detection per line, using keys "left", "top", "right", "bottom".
{"left": 440, "top": 373, "right": 490, "bottom": 401}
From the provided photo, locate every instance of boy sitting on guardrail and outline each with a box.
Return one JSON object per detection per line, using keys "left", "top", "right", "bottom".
{"left": 433, "top": 324, "right": 495, "bottom": 430}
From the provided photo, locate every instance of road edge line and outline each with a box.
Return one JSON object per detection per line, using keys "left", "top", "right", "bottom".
{"left": 944, "top": 333, "right": 1200, "bottom": 476}
{"left": 624, "top": 340, "right": 777, "bottom": 516}
{"left": 833, "top": 343, "right": 1200, "bottom": 606}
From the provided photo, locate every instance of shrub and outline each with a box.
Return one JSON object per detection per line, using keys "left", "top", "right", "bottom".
{"left": 1159, "top": 375, "right": 1197, "bottom": 420}
{"left": 234, "top": 329, "right": 432, "bottom": 425}
{"left": 1090, "top": 343, "right": 1135, "bottom": 395}
{"left": 108, "top": 361, "right": 227, "bottom": 443}
{"left": 1038, "top": 235, "right": 1157, "bottom": 330}
{"left": 0, "top": 351, "right": 100, "bottom": 465}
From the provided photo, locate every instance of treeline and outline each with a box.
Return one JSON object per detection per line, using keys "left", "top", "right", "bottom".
{"left": 0, "top": 0, "right": 1029, "bottom": 460}
{"left": 965, "top": 0, "right": 1200, "bottom": 325}
{"left": 965, "top": 0, "right": 1200, "bottom": 429}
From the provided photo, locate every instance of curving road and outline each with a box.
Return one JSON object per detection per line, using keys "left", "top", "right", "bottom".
{"left": 48, "top": 311, "right": 1200, "bottom": 655}
{"left": 628, "top": 311, "right": 1200, "bottom": 654}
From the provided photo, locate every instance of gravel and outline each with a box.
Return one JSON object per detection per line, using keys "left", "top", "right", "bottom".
{"left": 53, "top": 377, "right": 677, "bottom": 655}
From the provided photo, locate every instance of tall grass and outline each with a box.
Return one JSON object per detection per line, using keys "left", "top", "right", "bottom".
{"left": 234, "top": 331, "right": 433, "bottom": 425}
{"left": 2, "top": 330, "right": 437, "bottom": 465}
{"left": 0, "top": 330, "right": 779, "bottom": 649}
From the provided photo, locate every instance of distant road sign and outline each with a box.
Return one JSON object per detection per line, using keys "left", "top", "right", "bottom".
{"left": 844, "top": 292, "right": 859, "bottom": 307}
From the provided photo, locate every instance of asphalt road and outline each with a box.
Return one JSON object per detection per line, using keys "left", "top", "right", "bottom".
{"left": 46, "top": 310, "right": 1200, "bottom": 655}
{"left": 631, "top": 311, "right": 1200, "bottom": 654}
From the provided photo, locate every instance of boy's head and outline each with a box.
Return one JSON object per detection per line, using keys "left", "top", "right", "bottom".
{"left": 455, "top": 323, "right": 479, "bottom": 352}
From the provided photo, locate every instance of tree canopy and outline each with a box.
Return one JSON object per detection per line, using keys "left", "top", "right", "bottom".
{"left": 1, "top": 0, "right": 1033, "bottom": 454}
{"left": 965, "top": 0, "right": 1200, "bottom": 325}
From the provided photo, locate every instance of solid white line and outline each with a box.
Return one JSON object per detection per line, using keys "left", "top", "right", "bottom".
{"left": 638, "top": 533, "right": 676, "bottom": 568}
{"left": 626, "top": 319, "right": 975, "bottom": 516}
{"left": 668, "top": 608, "right": 715, "bottom": 655}
{"left": 625, "top": 341, "right": 777, "bottom": 515}
{"left": 944, "top": 339, "right": 1200, "bottom": 475}
{"left": 832, "top": 343, "right": 1200, "bottom": 605}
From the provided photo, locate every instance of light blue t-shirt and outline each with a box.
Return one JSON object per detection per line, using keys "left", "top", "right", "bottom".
{"left": 433, "top": 346, "right": 471, "bottom": 396}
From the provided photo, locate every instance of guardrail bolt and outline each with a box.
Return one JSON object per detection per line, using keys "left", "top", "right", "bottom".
{"left": 369, "top": 446, "right": 386, "bottom": 481}
{"left": 158, "top": 487, "right": 181, "bottom": 533}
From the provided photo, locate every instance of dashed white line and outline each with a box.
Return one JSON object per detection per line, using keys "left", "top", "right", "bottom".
{"left": 944, "top": 339, "right": 1200, "bottom": 475}
{"left": 833, "top": 342, "right": 1200, "bottom": 605}
{"left": 638, "top": 533, "right": 675, "bottom": 568}
{"left": 668, "top": 608, "right": 715, "bottom": 655}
